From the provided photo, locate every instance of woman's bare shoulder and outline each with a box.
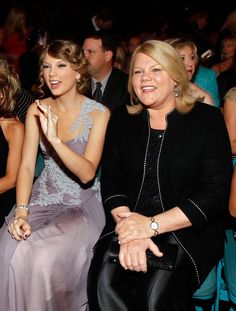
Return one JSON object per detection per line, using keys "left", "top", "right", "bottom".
{"left": 0, "top": 117, "right": 24, "bottom": 140}
{"left": 27, "top": 97, "right": 54, "bottom": 114}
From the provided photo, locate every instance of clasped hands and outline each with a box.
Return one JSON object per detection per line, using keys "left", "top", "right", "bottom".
{"left": 8, "top": 216, "right": 31, "bottom": 241}
{"left": 115, "top": 212, "right": 163, "bottom": 272}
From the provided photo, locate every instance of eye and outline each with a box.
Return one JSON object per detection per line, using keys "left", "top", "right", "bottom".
{"left": 153, "top": 67, "right": 161, "bottom": 72}
{"left": 133, "top": 69, "right": 141, "bottom": 75}
{"left": 58, "top": 63, "right": 67, "bottom": 68}
{"left": 42, "top": 64, "right": 50, "bottom": 69}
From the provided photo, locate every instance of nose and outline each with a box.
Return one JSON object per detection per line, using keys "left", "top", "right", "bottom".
{"left": 83, "top": 50, "right": 89, "bottom": 59}
{"left": 141, "top": 72, "right": 151, "bottom": 82}
{"left": 49, "top": 67, "right": 56, "bottom": 77}
{"left": 185, "top": 58, "right": 193, "bottom": 67}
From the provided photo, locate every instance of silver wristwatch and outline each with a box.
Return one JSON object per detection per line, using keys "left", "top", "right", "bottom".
{"left": 150, "top": 217, "right": 159, "bottom": 236}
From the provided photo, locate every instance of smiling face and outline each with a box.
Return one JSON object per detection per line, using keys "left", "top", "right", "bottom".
{"left": 131, "top": 52, "right": 176, "bottom": 110}
{"left": 42, "top": 53, "right": 80, "bottom": 96}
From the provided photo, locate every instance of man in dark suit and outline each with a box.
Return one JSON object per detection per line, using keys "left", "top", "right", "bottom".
{"left": 83, "top": 33, "right": 130, "bottom": 114}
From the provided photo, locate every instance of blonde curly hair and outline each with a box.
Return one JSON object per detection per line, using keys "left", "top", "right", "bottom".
{"left": 0, "top": 58, "right": 20, "bottom": 117}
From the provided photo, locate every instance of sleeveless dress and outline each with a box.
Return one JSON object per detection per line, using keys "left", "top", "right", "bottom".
{"left": 0, "top": 98, "right": 106, "bottom": 311}
{"left": 0, "top": 125, "right": 16, "bottom": 228}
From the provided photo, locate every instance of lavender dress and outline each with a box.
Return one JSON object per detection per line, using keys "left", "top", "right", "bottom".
{"left": 0, "top": 98, "right": 106, "bottom": 311}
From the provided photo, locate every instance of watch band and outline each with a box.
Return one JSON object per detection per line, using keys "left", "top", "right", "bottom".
{"left": 150, "top": 217, "right": 159, "bottom": 236}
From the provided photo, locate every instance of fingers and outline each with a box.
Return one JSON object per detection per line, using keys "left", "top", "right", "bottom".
{"left": 149, "top": 240, "right": 163, "bottom": 257}
{"left": 120, "top": 252, "right": 147, "bottom": 272}
{"left": 119, "top": 243, "right": 148, "bottom": 272}
{"left": 7, "top": 218, "right": 32, "bottom": 241}
{"left": 118, "top": 230, "right": 134, "bottom": 245}
{"left": 37, "top": 101, "right": 57, "bottom": 121}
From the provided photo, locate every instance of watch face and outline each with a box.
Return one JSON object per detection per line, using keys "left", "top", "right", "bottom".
{"left": 151, "top": 222, "right": 159, "bottom": 230}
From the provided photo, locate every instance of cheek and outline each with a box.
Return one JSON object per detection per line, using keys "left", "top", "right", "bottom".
{"left": 132, "top": 77, "right": 139, "bottom": 94}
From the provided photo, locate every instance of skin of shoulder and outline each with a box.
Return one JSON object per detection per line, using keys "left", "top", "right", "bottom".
{"left": 1, "top": 118, "right": 24, "bottom": 141}
{"left": 190, "top": 82, "right": 214, "bottom": 106}
{"left": 229, "top": 167, "right": 236, "bottom": 217}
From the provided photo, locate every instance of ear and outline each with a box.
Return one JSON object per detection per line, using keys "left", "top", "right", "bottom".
{"left": 104, "top": 50, "right": 113, "bottom": 63}
{"left": 76, "top": 72, "right": 81, "bottom": 81}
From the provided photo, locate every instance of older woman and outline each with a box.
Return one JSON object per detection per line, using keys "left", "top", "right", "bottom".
{"left": 88, "top": 40, "right": 232, "bottom": 311}
{"left": 167, "top": 37, "right": 220, "bottom": 107}
{"left": 222, "top": 86, "right": 236, "bottom": 308}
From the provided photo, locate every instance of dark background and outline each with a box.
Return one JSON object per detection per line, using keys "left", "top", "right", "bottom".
{"left": 1, "top": 0, "right": 236, "bottom": 39}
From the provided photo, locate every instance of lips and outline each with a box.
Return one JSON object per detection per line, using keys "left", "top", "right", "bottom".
{"left": 141, "top": 86, "right": 157, "bottom": 92}
{"left": 49, "top": 80, "right": 61, "bottom": 89}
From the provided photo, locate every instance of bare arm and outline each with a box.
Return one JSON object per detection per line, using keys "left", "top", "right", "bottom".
{"left": 111, "top": 206, "right": 131, "bottom": 224}
{"left": 190, "top": 82, "right": 214, "bottom": 106}
{"left": 223, "top": 98, "right": 236, "bottom": 155}
{"left": 0, "top": 120, "right": 24, "bottom": 194}
{"left": 229, "top": 167, "right": 236, "bottom": 218}
{"left": 14, "top": 103, "right": 40, "bottom": 219}
{"left": 115, "top": 207, "right": 191, "bottom": 272}
{"left": 37, "top": 102, "right": 110, "bottom": 183}
{"left": 116, "top": 206, "right": 192, "bottom": 244}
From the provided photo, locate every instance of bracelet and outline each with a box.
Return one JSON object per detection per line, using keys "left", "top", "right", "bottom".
{"left": 15, "top": 204, "right": 29, "bottom": 213}
{"left": 150, "top": 217, "right": 159, "bottom": 236}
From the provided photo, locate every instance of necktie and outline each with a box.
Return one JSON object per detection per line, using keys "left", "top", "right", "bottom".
{"left": 92, "top": 82, "right": 103, "bottom": 102}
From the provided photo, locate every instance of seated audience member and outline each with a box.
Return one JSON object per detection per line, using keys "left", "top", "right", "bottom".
{"left": 0, "top": 58, "right": 42, "bottom": 177}
{"left": 19, "top": 29, "right": 46, "bottom": 94}
{"left": 0, "top": 39, "right": 110, "bottom": 310}
{"left": 211, "top": 29, "right": 236, "bottom": 77}
{"left": 125, "top": 33, "right": 142, "bottom": 72}
{"left": 229, "top": 167, "right": 236, "bottom": 218}
{"left": 223, "top": 86, "right": 236, "bottom": 156}
{"left": 83, "top": 33, "right": 130, "bottom": 114}
{"left": 0, "top": 60, "right": 24, "bottom": 227}
{"left": 0, "top": 57, "right": 35, "bottom": 123}
{"left": 217, "top": 50, "right": 236, "bottom": 108}
{"left": 78, "top": 4, "right": 114, "bottom": 44}
{"left": 222, "top": 86, "right": 236, "bottom": 309}
{"left": 193, "top": 65, "right": 220, "bottom": 108}
{"left": 114, "top": 45, "right": 127, "bottom": 72}
{"left": 167, "top": 37, "right": 217, "bottom": 107}
{"left": 3, "top": 6, "right": 30, "bottom": 73}
{"left": 88, "top": 40, "right": 232, "bottom": 311}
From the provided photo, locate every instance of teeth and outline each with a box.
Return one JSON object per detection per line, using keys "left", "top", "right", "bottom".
{"left": 50, "top": 81, "right": 60, "bottom": 84}
{"left": 142, "top": 86, "right": 155, "bottom": 90}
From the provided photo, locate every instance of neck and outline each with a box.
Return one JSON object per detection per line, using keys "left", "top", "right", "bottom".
{"left": 54, "top": 93, "right": 83, "bottom": 113}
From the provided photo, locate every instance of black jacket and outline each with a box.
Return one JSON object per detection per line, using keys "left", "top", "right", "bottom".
{"left": 87, "top": 67, "right": 130, "bottom": 114}
{"left": 101, "top": 102, "right": 232, "bottom": 284}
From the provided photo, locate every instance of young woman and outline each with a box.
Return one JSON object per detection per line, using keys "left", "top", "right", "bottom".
{"left": 0, "top": 39, "right": 110, "bottom": 311}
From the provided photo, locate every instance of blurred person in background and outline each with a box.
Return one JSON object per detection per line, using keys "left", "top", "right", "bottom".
{"left": 0, "top": 58, "right": 24, "bottom": 227}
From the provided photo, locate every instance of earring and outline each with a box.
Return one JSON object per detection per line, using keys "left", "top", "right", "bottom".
{"left": 174, "top": 83, "right": 179, "bottom": 97}
{"left": 76, "top": 78, "right": 80, "bottom": 83}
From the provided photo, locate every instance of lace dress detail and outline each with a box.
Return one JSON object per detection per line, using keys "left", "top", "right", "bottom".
{"left": 0, "top": 97, "right": 106, "bottom": 311}
{"left": 30, "top": 98, "right": 105, "bottom": 207}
